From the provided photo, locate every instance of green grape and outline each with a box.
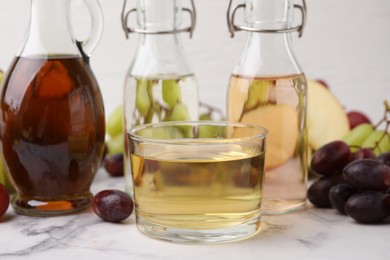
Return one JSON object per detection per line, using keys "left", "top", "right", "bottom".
{"left": 166, "top": 104, "right": 194, "bottom": 137}
{"left": 181, "top": 126, "right": 194, "bottom": 138}
{"left": 199, "top": 113, "right": 212, "bottom": 121}
{"left": 362, "top": 130, "right": 390, "bottom": 155}
{"left": 106, "top": 105, "right": 124, "bottom": 138}
{"left": 162, "top": 127, "right": 185, "bottom": 139}
{"left": 106, "top": 134, "right": 124, "bottom": 155}
{"left": 169, "top": 103, "right": 190, "bottom": 122}
{"left": 136, "top": 79, "right": 151, "bottom": 116}
{"left": 244, "top": 79, "right": 271, "bottom": 111}
{"left": 0, "top": 70, "right": 3, "bottom": 85}
{"left": 214, "top": 126, "right": 225, "bottom": 137}
{"left": 138, "top": 126, "right": 184, "bottom": 139}
{"left": 162, "top": 79, "right": 181, "bottom": 108}
{"left": 198, "top": 125, "right": 225, "bottom": 138}
{"left": 342, "top": 123, "right": 374, "bottom": 151}
{"left": 0, "top": 156, "right": 14, "bottom": 192}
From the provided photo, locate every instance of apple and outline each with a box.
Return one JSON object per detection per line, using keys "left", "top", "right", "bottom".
{"left": 307, "top": 80, "right": 350, "bottom": 150}
{"left": 347, "top": 111, "right": 371, "bottom": 129}
{"left": 315, "top": 79, "right": 329, "bottom": 89}
{"left": 236, "top": 104, "right": 299, "bottom": 169}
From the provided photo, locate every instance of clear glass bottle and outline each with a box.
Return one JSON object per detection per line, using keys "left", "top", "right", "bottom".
{"left": 122, "top": 0, "right": 199, "bottom": 193}
{"left": 0, "top": 0, "right": 105, "bottom": 216}
{"left": 227, "top": 0, "right": 308, "bottom": 214}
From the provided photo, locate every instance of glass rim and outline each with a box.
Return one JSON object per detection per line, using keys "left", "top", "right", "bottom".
{"left": 127, "top": 120, "right": 268, "bottom": 145}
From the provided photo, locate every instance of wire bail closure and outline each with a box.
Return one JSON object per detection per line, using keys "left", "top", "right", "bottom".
{"left": 227, "top": 0, "right": 307, "bottom": 38}
{"left": 121, "top": 0, "right": 196, "bottom": 39}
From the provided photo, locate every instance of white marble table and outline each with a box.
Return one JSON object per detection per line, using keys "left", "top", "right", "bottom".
{"left": 1, "top": 170, "right": 389, "bottom": 260}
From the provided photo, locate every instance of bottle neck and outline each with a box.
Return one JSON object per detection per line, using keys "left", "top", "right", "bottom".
{"left": 137, "top": 0, "right": 182, "bottom": 32}
{"left": 233, "top": 31, "right": 301, "bottom": 77}
{"left": 128, "top": 0, "right": 193, "bottom": 77}
{"left": 21, "top": 0, "right": 80, "bottom": 58}
{"left": 129, "top": 33, "right": 192, "bottom": 78}
{"left": 245, "top": 0, "right": 293, "bottom": 31}
{"left": 232, "top": 0, "right": 302, "bottom": 77}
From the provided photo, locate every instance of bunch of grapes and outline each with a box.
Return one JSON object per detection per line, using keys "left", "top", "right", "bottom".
{"left": 308, "top": 101, "right": 390, "bottom": 224}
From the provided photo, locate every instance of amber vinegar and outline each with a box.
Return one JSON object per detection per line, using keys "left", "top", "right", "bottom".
{"left": 0, "top": 55, "right": 105, "bottom": 215}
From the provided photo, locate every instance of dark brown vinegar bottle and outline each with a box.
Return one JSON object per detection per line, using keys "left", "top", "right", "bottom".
{"left": 0, "top": 0, "right": 105, "bottom": 216}
{"left": 0, "top": 56, "right": 105, "bottom": 215}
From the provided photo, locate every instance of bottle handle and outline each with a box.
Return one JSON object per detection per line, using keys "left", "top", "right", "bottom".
{"left": 76, "top": 0, "right": 104, "bottom": 60}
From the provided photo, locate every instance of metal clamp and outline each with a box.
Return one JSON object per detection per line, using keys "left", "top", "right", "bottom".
{"left": 121, "top": 0, "right": 196, "bottom": 39}
{"left": 227, "top": 0, "right": 306, "bottom": 38}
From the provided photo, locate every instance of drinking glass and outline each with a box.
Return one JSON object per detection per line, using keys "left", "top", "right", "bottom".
{"left": 128, "top": 121, "right": 268, "bottom": 244}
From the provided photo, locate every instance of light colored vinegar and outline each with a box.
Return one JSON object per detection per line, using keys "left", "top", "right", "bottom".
{"left": 131, "top": 149, "right": 264, "bottom": 230}
{"left": 228, "top": 74, "right": 308, "bottom": 214}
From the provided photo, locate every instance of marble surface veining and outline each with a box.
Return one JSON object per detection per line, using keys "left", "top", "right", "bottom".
{"left": 0, "top": 170, "right": 389, "bottom": 260}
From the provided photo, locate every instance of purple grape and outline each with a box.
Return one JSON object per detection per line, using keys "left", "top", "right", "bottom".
{"left": 350, "top": 148, "right": 376, "bottom": 161}
{"left": 329, "top": 184, "right": 356, "bottom": 214}
{"left": 0, "top": 183, "right": 9, "bottom": 218}
{"left": 307, "top": 175, "right": 345, "bottom": 208}
{"left": 345, "top": 191, "right": 390, "bottom": 224}
{"left": 311, "top": 141, "right": 351, "bottom": 176}
{"left": 342, "top": 159, "right": 390, "bottom": 190}
{"left": 93, "top": 190, "right": 133, "bottom": 222}
{"left": 377, "top": 152, "right": 390, "bottom": 167}
{"left": 104, "top": 154, "right": 124, "bottom": 177}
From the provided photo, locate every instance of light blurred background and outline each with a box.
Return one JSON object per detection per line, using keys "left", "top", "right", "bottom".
{"left": 0, "top": 0, "right": 389, "bottom": 123}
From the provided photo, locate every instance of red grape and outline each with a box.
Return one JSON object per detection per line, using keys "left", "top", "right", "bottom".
{"left": 0, "top": 183, "right": 9, "bottom": 218}
{"left": 345, "top": 191, "right": 390, "bottom": 223}
{"left": 93, "top": 190, "right": 133, "bottom": 222}
{"left": 377, "top": 152, "right": 390, "bottom": 167}
{"left": 347, "top": 111, "right": 371, "bottom": 129}
{"left": 310, "top": 140, "right": 351, "bottom": 176}
{"left": 104, "top": 154, "right": 124, "bottom": 177}
{"left": 329, "top": 184, "right": 356, "bottom": 214}
{"left": 350, "top": 148, "right": 376, "bottom": 161}
{"left": 342, "top": 159, "right": 390, "bottom": 190}
{"left": 307, "top": 175, "right": 345, "bottom": 208}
